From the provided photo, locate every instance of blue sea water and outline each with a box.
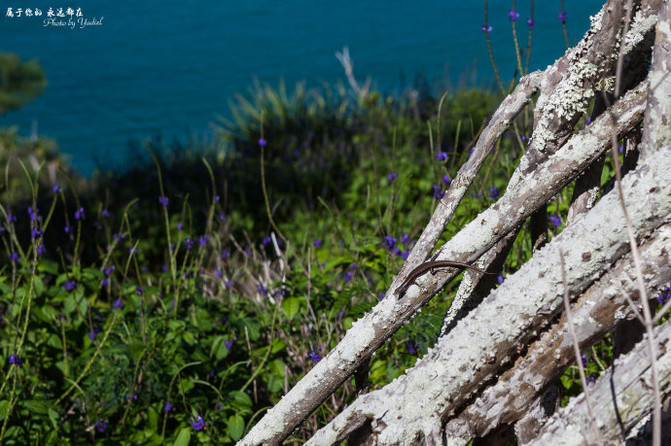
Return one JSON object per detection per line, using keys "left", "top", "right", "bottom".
{"left": 2, "top": 1, "right": 605, "bottom": 175}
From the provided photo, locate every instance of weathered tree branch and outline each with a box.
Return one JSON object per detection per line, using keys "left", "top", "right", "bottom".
{"left": 444, "top": 222, "right": 671, "bottom": 444}
{"left": 306, "top": 148, "right": 671, "bottom": 445}
{"left": 238, "top": 74, "right": 649, "bottom": 446}
{"left": 640, "top": 0, "right": 671, "bottom": 160}
{"left": 526, "top": 309, "right": 671, "bottom": 445}
{"left": 237, "top": 3, "right": 663, "bottom": 444}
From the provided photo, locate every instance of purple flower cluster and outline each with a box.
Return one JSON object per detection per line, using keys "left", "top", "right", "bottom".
{"left": 382, "top": 234, "right": 412, "bottom": 259}
{"left": 74, "top": 207, "right": 85, "bottom": 220}
{"left": 308, "top": 349, "right": 322, "bottom": 362}
{"left": 191, "top": 414, "right": 205, "bottom": 431}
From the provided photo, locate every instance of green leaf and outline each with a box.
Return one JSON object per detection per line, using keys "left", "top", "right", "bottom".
{"left": 268, "top": 359, "right": 285, "bottom": 378}
{"left": 229, "top": 390, "right": 252, "bottom": 411}
{"left": 182, "top": 331, "right": 196, "bottom": 346}
{"left": 0, "top": 400, "right": 8, "bottom": 421}
{"left": 173, "top": 426, "right": 191, "bottom": 446}
{"left": 281, "top": 297, "right": 302, "bottom": 319}
{"left": 226, "top": 414, "right": 245, "bottom": 441}
{"left": 148, "top": 407, "right": 159, "bottom": 430}
{"left": 38, "top": 259, "right": 59, "bottom": 275}
{"left": 23, "top": 400, "right": 48, "bottom": 415}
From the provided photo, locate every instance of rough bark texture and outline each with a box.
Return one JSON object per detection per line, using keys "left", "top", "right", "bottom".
{"left": 305, "top": 149, "right": 671, "bottom": 445}
{"left": 444, "top": 222, "right": 671, "bottom": 443}
{"left": 526, "top": 318, "right": 671, "bottom": 445}
{"left": 238, "top": 2, "right": 668, "bottom": 444}
{"left": 641, "top": 0, "right": 671, "bottom": 159}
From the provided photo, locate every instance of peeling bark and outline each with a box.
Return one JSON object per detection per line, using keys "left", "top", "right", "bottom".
{"left": 641, "top": 0, "right": 671, "bottom": 159}
{"left": 526, "top": 316, "right": 671, "bottom": 445}
{"left": 306, "top": 149, "right": 671, "bottom": 445}
{"left": 444, "top": 222, "right": 671, "bottom": 443}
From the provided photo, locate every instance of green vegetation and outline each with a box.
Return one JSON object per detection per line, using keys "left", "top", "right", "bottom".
{"left": 0, "top": 53, "right": 652, "bottom": 444}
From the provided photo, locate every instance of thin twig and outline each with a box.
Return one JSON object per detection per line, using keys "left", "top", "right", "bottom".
{"left": 559, "top": 250, "right": 601, "bottom": 443}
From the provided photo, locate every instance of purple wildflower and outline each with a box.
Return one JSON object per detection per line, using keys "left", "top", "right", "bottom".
{"left": 74, "top": 207, "right": 85, "bottom": 220}
{"left": 28, "top": 206, "right": 40, "bottom": 222}
{"left": 407, "top": 340, "right": 418, "bottom": 355}
{"left": 262, "top": 235, "right": 271, "bottom": 245}
{"left": 177, "top": 223, "right": 183, "bottom": 231}
{"left": 158, "top": 196, "right": 169, "bottom": 207}
{"left": 436, "top": 151, "right": 448, "bottom": 161}
{"left": 65, "top": 281, "right": 76, "bottom": 291}
{"left": 64, "top": 225, "right": 72, "bottom": 234}
{"left": 258, "top": 138, "right": 267, "bottom": 147}
{"left": 95, "top": 420, "right": 107, "bottom": 433}
{"left": 558, "top": 11, "right": 568, "bottom": 23}
{"left": 199, "top": 235, "right": 209, "bottom": 247}
{"left": 221, "top": 248, "right": 230, "bottom": 259}
{"left": 37, "top": 244, "right": 46, "bottom": 256}
{"left": 101, "top": 209, "right": 111, "bottom": 219}
{"left": 387, "top": 172, "right": 398, "bottom": 182}
{"left": 52, "top": 184, "right": 62, "bottom": 194}
{"left": 527, "top": 17, "right": 535, "bottom": 28}
{"left": 184, "top": 238, "right": 194, "bottom": 250}
{"left": 312, "top": 239, "right": 322, "bottom": 248}
{"left": 401, "top": 233, "right": 410, "bottom": 245}
{"left": 8, "top": 354, "right": 22, "bottom": 366}
{"left": 586, "top": 117, "right": 592, "bottom": 125}
{"left": 432, "top": 184, "right": 444, "bottom": 200}
{"left": 489, "top": 187, "right": 500, "bottom": 199}
{"left": 550, "top": 214, "right": 562, "bottom": 227}
{"left": 31, "top": 227, "right": 42, "bottom": 239}
{"left": 481, "top": 24, "right": 493, "bottom": 32}
{"left": 113, "top": 298, "right": 124, "bottom": 310}
{"left": 442, "top": 174, "right": 451, "bottom": 184}
{"left": 508, "top": 10, "right": 520, "bottom": 21}
{"left": 384, "top": 236, "right": 396, "bottom": 250}
{"left": 581, "top": 354, "right": 588, "bottom": 367}
{"left": 224, "top": 339, "right": 234, "bottom": 350}
{"left": 88, "top": 327, "right": 100, "bottom": 340}
{"left": 497, "top": 275, "right": 505, "bottom": 285}
{"left": 164, "top": 402, "right": 173, "bottom": 412}
{"left": 191, "top": 414, "right": 205, "bottom": 431}
{"left": 308, "top": 349, "right": 322, "bottom": 362}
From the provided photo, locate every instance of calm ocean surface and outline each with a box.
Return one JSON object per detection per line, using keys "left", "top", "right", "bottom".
{"left": 2, "top": 1, "right": 604, "bottom": 175}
